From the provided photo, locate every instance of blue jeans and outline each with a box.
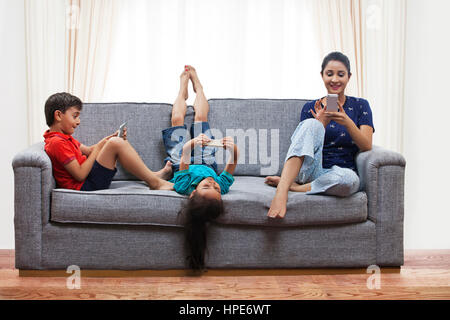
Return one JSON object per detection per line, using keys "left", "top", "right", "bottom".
{"left": 285, "top": 118, "right": 360, "bottom": 197}
{"left": 161, "top": 121, "right": 218, "bottom": 174}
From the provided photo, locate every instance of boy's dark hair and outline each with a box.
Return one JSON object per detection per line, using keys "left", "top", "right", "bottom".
{"left": 44, "top": 92, "right": 82, "bottom": 127}
{"left": 321, "top": 51, "right": 352, "bottom": 76}
{"left": 179, "top": 193, "right": 225, "bottom": 271}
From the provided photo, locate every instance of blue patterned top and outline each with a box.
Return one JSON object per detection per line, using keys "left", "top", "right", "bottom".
{"left": 300, "top": 96, "right": 375, "bottom": 171}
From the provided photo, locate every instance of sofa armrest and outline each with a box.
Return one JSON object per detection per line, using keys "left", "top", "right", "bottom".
{"left": 12, "top": 142, "right": 55, "bottom": 269}
{"left": 355, "top": 145, "right": 406, "bottom": 266}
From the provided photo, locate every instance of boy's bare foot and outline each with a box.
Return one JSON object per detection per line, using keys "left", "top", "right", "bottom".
{"left": 155, "top": 161, "right": 173, "bottom": 180}
{"left": 152, "top": 179, "right": 174, "bottom": 191}
{"left": 267, "top": 191, "right": 288, "bottom": 219}
{"left": 185, "top": 65, "right": 203, "bottom": 93}
{"left": 265, "top": 176, "right": 281, "bottom": 187}
{"left": 179, "top": 70, "right": 190, "bottom": 100}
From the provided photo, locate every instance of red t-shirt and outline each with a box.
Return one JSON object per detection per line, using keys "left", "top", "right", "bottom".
{"left": 44, "top": 130, "right": 87, "bottom": 190}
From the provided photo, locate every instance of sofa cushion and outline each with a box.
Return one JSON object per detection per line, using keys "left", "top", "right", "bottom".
{"left": 73, "top": 99, "right": 310, "bottom": 179}
{"left": 50, "top": 176, "right": 368, "bottom": 227}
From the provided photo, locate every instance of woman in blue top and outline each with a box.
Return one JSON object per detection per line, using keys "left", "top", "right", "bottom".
{"left": 265, "top": 52, "right": 375, "bottom": 219}
{"left": 162, "top": 65, "right": 239, "bottom": 270}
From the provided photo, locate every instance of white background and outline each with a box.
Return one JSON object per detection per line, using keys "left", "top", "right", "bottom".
{"left": 1, "top": 0, "right": 449, "bottom": 249}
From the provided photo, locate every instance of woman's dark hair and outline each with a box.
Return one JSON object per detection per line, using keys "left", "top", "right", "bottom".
{"left": 321, "top": 51, "right": 352, "bottom": 76}
{"left": 44, "top": 92, "right": 82, "bottom": 127}
{"left": 180, "top": 193, "right": 225, "bottom": 271}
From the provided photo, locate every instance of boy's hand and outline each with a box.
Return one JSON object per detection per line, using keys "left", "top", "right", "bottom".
{"left": 119, "top": 128, "right": 127, "bottom": 140}
{"left": 96, "top": 132, "right": 118, "bottom": 150}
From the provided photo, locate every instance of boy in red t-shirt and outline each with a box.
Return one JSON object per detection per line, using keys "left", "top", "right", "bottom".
{"left": 43, "top": 92, "right": 174, "bottom": 191}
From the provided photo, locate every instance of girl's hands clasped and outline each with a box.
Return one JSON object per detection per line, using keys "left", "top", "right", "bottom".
{"left": 193, "top": 133, "right": 211, "bottom": 147}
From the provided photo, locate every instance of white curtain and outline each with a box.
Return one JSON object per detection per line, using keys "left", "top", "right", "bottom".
{"left": 66, "top": 0, "right": 118, "bottom": 101}
{"left": 24, "top": 0, "right": 66, "bottom": 144}
{"left": 25, "top": 0, "right": 118, "bottom": 143}
{"left": 103, "top": 0, "right": 324, "bottom": 104}
{"left": 24, "top": 0, "right": 406, "bottom": 153}
{"left": 314, "top": 0, "right": 406, "bottom": 153}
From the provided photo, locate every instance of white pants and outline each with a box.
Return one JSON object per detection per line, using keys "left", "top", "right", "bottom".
{"left": 285, "top": 118, "right": 360, "bottom": 197}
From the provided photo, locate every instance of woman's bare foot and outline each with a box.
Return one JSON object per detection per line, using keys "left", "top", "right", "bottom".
{"left": 267, "top": 190, "right": 288, "bottom": 219}
{"left": 185, "top": 65, "right": 203, "bottom": 93}
{"left": 265, "top": 176, "right": 281, "bottom": 187}
{"left": 179, "top": 70, "right": 190, "bottom": 100}
{"left": 155, "top": 161, "right": 173, "bottom": 180}
{"left": 265, "top": 176, "right": 310, "bottom": 192}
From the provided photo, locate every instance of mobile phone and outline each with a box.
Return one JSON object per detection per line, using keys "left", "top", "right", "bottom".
{"left": 326, "top": 94, "right": 339, "bottom": 112}
{"left": 206, "top": 139, "right": 224, "bottom": 147}
{"left": 118, "top": 121, "right": 127, "bottom": 138}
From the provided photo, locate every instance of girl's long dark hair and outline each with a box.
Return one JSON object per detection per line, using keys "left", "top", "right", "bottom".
{"left": 180, "top": 193, "right": 225, "bottom": 271}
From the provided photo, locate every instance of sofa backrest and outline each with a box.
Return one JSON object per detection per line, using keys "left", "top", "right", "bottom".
{"left": 74, "top": 99, "right": 310, "bottom": 179}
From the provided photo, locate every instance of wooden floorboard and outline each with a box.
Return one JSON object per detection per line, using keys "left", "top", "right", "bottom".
{"left": 18, "top": 267, "right": 401, "bottom": 278}
{"left": 0, "top": 249, "right": 449, "bottom": 300}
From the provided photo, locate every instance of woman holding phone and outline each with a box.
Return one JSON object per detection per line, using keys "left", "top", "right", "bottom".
{"left": 265, "top": 51, "right": 375, "bottom": 219}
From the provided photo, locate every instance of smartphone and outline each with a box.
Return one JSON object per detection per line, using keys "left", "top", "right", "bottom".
{"left": 118, "top": 121, "right": 127, "bottom": 138}
{"left": 326, "top": 94, "right": 339, "bottom": 112}
{"left": 206, "top": 139, "right": 224, "bottom": 147}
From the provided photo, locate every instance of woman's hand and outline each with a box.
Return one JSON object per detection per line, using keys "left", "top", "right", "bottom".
{"left": 310, "top": 99, "right": 331, "bottom": 128}
{"left": 325, "top": 102, "right": 352, "bottom": 127}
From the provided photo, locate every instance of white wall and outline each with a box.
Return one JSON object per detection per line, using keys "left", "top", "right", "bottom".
{"left": 403, "top": 0, "right": 450, "bottom": 249}
{"left": 0, "top": 0, "right": 449, "bottom": 249}
{"left": 0, "top": 0, "right": 28, "bottom": 248}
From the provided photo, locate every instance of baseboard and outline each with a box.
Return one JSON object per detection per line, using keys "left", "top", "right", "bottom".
{"left": 19, "top": 267, "right": 401, "bottom": 277}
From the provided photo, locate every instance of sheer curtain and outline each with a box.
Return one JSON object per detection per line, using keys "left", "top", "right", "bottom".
{"left": 314, "top": 0, "right": 407, "bottom": 152}
{"left": 66, "top": 0, "right": 118, "bottom": 101}
{"left": 24, "top": 0, "right": 66, "bottom": 144}
{"left": 103, "top": 0, "right": 324, "bottom": 104}
{"left": 24, "top": 0, "right": 406, "bottom": 152}
{"left": 24, "top": 0, "right": 118, "bottom": 143}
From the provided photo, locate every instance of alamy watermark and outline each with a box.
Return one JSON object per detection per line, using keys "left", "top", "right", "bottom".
{"left": 366, "top": 265, "right": 381, "bottom": 290}
{"left": 66, "top": 265, "right": 81, "bottom": 289}
{"left": 169, "top": 127, "right": 281, "bottom": 175}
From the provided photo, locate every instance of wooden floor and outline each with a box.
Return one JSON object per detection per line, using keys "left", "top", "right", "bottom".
{"left": 0, "top": 250, "right": 449, "bottom": 300}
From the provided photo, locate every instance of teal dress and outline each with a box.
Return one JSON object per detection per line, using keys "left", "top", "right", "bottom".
{"left": 170, "top": 164, "right": 234, "bottom": 195}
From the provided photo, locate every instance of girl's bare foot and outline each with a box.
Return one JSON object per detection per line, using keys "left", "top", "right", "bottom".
{"left": 185, "top": 65, "right": 203, "bottom": 93}
{"left": 179, "top": 70, "right": 190, "bottom": 100}
{"left": 155, "top": 161, "right": 173, "bottom": 180}
{"left": 267, "top": 191, "right": 288, "bottom": 219}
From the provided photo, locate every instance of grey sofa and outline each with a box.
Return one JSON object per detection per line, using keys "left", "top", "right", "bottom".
{"left": 13, "top": 99, "right": 406, "bottom": 271}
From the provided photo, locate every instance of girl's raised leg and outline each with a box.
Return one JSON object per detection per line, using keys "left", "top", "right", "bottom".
{"left": 186, "top": 65, "right": 209, "bottom": 122}
{"left": 171, "top": 70, "right": 190, "bottom": 127}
